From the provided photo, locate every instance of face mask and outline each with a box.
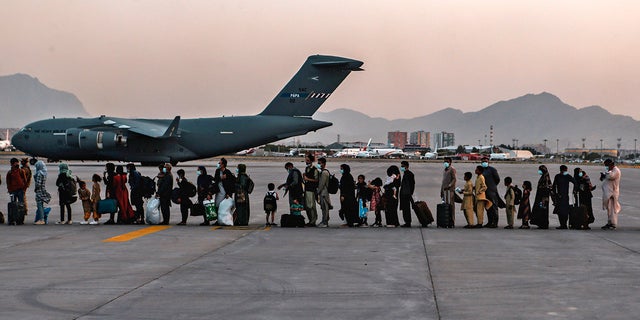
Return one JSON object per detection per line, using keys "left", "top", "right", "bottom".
{"left": 216, "top": 163, "right": 221, "bottom": 169}
{"left": 604, "top": 166, "right": 609, "bottom": 171}
{"left": 563, "top": 171, "right": 568, "bottom": 176}
{"left": 235, "top": 169, "right": 239, "bottom": 174}
{"left": 196, "top": 170, "right": 201, "bottom": 176}
{"left": 481, "top": 162, "right": 488, "bottom": 168}
{"left": 162, "top": 168, "right": 167, "bottom": 173}
{"left": 19, "top": 164, "right": 23, "bottom": 169}
{"left": 443, "top": 162, "right": 450, "bottom": 169}
{"left": 316, "top": 164, "right": 322, "bottom": 170}
{"left": 400, "top": 167, "right": 406, "bottom": 172}
{"left": 340, "top": 169, "right": 344, "bottom": 174}
{"left": 538, "top": 170, "right": 543, "bottom": 175}
{"left": 578, "top": 172, "right": 583, "bottom": 178}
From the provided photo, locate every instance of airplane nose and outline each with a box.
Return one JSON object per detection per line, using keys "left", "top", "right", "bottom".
{"left": 11, "top": 131, "right": 25, "bottom": 150}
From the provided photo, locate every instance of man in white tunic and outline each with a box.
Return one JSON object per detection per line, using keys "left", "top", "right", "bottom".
{"left": 600, "top": 159, "right": 621, "bottom": 230}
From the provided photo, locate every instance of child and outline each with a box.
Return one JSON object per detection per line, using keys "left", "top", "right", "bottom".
{"left": 264, "top": 183, "right": 279, "bottom": 226}
{"left": 290, "top": 198, "right": 304, "bottom": 216}
{"left": 90, "top": 174, "right": 102, "bottom": 225}
{"left": 457, "top": 172, "right": 475, "bottom": 228}
{"left": 356, "top": 174, "right": 369, "bottom": 226}
{"left": 368, "top": 177, "right": 383, "bottom": 227}
{"left": 518, "top": 181, "right": 532, "bottom": 229}
{"left": 78, "top": 180, "right": 92, "bottom": 225}
{"left": 504, "top": 177, "right": 516, "bottom": 229}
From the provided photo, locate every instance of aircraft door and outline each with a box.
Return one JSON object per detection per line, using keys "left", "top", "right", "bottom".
{"left": 78, "top": 131, "right": 127, "bottom": 150}
{"left": 65, "top": 128, "right": 81, "bottom": 148}
{"left": 79, "top": 130, "right": 101, "bottom": 150}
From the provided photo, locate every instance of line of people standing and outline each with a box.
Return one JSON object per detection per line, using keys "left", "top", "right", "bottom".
{"left": 6, "top": 155, "right": 622, "bottom": 229}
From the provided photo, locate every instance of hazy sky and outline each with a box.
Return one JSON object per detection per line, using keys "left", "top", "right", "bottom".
{"left": 2, "top": 0, "right": 639, "bottom": 120}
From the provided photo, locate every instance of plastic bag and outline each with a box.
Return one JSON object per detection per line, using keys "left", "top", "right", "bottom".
{"left": 358, "top": 199, "right": 368, "bottom": 218}
{"left": 146, "top": 198, "right": 161, "bottom": 225}
{"left": 203, "top": 199, "right": 217, "bottom": 221}
{"left": 217, "top": 198, "right": 235, "bottom": 226}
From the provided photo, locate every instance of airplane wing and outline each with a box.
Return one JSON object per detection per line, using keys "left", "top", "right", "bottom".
{"left": 100, "top": 116, "right": 181, "bottom": 138}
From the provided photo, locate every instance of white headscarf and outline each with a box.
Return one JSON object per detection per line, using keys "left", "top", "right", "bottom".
{"left": 35, "top": 160, "right": 47, "bottom": 178}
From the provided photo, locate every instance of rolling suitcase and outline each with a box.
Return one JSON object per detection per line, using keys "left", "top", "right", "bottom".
{"left": 436, "top": 194, "right": 454, "bottom": 228}
{"left": 97, "top": 199, "right": 118, "bottom": 214}
{"left": 412, "top": 200, "right": 434, "bottom": 227}
{"left": 569, "top": 196, "right": 588, "bottom": 230}
{"left": 7, "top": 195, "right": 26, "bottom": 225}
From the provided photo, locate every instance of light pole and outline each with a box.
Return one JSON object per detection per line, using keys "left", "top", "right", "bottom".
{"left": 617, "top": 138, "right": 622, "bottom": 159}
{"left": 600, "top": 139, "right": 603, "bottom": 159}
{"left": 635, "top": 138, "right": 637, "bottom": 159}
{"left": 543, "top": 139, "right": 548, "bottom": 156}
{"left": 556, "top": 139, "right": 559, "bottom": 155}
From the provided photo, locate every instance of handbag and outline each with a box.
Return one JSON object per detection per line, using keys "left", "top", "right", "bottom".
{"left": 191, "top": 203, "right": 205, "bottom": 216}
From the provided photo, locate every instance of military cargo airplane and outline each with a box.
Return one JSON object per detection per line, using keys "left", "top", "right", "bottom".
{"left": 11, "top": 55, "right": 363, "bottom": 165}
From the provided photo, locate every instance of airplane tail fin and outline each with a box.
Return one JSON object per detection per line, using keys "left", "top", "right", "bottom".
{"left": 259, "top": 55, "right": 363, "bottom": 117}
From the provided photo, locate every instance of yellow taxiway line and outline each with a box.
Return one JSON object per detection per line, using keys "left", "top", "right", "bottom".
{"left": 103, "top": 226, "right": 172, "bottom": 242}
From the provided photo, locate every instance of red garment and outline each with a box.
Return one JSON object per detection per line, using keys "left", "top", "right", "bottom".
{"left": 113, "top": 174, "right": 135, "bottom": 223}
{"left": 6, "top": 167, "right": 26, "bottom": 193}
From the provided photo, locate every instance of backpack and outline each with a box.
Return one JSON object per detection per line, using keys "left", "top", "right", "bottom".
{"left": 184, "top": 181, "right": 197, "bottom": 198}
{"left": 141, "top": 176, "right": 156, "bottom": 198}
{"left": 59, "top": 176, "right": 77, "bottom": 204}
{"left": 61, "top": 177, "right": 77, "bottom": 198}
{"left": 327, "top": 171, "right": 339, "bottom": 195}
{"left": 512, "top": 185, "right": 523, "bottom": 205}
{"left": 263, "top": 191, "right": 277, "bottom": 212}
{"left": 246, "top": 176, "right": 255, "bottom": 194}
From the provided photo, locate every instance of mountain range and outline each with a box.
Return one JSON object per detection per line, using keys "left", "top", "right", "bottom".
{"left": 0, "top": 74, "right": 89, "bottom": 127}
{"left": 307, "top": 93, "right": 640, "bottom": 150}
{"left": 1, "top": 73, "right": 638, "bottom": 151}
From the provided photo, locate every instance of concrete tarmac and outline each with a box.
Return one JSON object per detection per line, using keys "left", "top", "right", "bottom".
{"left": 0, "top": 159, "right": 639, "bottom": 319}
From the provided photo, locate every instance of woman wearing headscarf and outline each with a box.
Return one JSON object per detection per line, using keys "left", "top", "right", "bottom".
{"left": 573, "top": 167, "right": 596, "bottom": 229}
{"left": 114, "top": 165, "right": 135, "bottom": 224}
{"left": 339, "top": 164, "right": 359, "bottom": 227}
{"left": 383, "top": 165, "right": 401, "bottom": 227}
{"left": 234, "top": 164, "right": 253, "bottom": 226}
{"left": 56, "top": 163, "right": 76, "bottom": 224}
{"left": 531, "top": 165, "right": 552, "bottom": 229}
{"left": 33, "top": 160, "right": 51, "bottom": 225}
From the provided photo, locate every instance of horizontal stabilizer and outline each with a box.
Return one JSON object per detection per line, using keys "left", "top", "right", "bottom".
{"left": 312, "top": 61, "right": 364, "bottom": 71}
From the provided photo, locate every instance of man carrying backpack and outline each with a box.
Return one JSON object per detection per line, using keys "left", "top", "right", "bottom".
{"left": 302, "top": 153, "right": 319, "bottom": 227}
{"left": 278, "top": 162, "right": 303, "bottom": 208}
{"left": 316, "top": 157, "right": 332, "bottom": 228}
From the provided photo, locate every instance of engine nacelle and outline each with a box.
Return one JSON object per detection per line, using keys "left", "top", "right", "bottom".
{"left": 78, "top": 130, "right": 127, "bottom": 150}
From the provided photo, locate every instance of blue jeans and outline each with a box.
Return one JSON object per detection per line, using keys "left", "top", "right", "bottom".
{"left": 35, "top": 201, "right": 45, "bottom": 222}
{"left": 10, "top": 190, "right": 24, "bottom": 203}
